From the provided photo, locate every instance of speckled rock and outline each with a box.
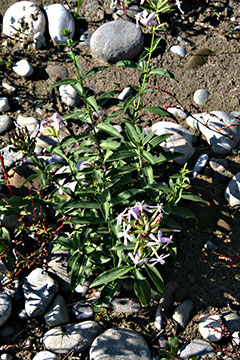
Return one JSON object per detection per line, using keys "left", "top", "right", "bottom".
{"left": 178, "top": 339, "right": 215, "bottom": 360}
{"left": 112, "top": 3, "right": 141, "bottom": 22}
{"left": 0, "top": 98, "right": 10, "bottom": 113}
{"left": 172, "top": 300, "right": 194, "bottom": 329}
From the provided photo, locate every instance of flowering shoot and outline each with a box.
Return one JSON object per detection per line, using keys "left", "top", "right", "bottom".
{"left": 135, "top": 10, "right": 157, "bottom": 28}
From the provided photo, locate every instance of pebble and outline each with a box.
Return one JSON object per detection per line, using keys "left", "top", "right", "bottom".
{"left": 172, "top": 300, "right": 194, "bottom": 329}
{"left": 222, "top": 312, "right": 240, "bottom": 333}
{"left": 74, "top": 281, "right": 90, "bottom": 296}
{"left": 59, "top": 84, "right": 81, "bottom": 106}
{"left": 118, "top": 86, "right": 132, "bottom": 101}
{"left": 79, "top": 30, "right": 93, "bottom": 46}
{"left": 0, "top": 97, "right": 10, "bottom": 112}
{"left": 110, "top": 298, "right": 141, "bottom": 313}
{"left": 209, "top": 157, "right": 231, "bottom": 182}
{"left": 89, "top": 327, "right": 151, "bottom": 360}
{"left": 18, "top": 308, "right": 28, "bottom": 319}
{"left": 2, "top": 1, "right": 46, "bottom": 39}
{"left": 225, "top": 172, "right": 240, "bottom": 207}
{"left": 44, "top": 4, "right": 75, "bottom": 43}
{"left": 193, "top": 89, "right": 210, "bottom": 105}
{"left": 0, "top": 354, "right": 13, "bottom": 360}
{"left": 167, "top": 106, "right": 188, "bottom": 119}
{"left": 48, "top": 250, "right": 71, "bottom": 292}
{"left": 204, "top": 240, "right": 217, "bottom": 250}
{"left": 178, "top": 339, "right": 215, "bottom": 360}
{"left": 151, "top": 121, "right": 195, "bottom": 165}
{"left": 186, "top": 111, "right": 240, "bottom": 154}
{"left": 33, "top": 32, "right": 46, "bottom": 50}
{"left": 0, "top": 115, "right": 12, "bottom": 135}
{"left": 112, "top": 3, "right": 141, "bottom": 22}
{"left": 177, "top": 35, "right": 190, "bottom": 45}
{"left": 43, "top": 321, "right": 102, "bottom": 354}
{"left": 232, "top": 331, "right": 240, "bottom": 346}
{"left": 170, "top": 45, "right": 186, "bottom": 57}
{"left": 1, "top": 213, "right": 19, "bottom": 230}
{"left": 32, "top": 351, "right": 58, "bottom": 360}
{"left": 185, "top": 48, "right": 212, "bottom": 70}
{"left": 46, "top": 65, "right": 69, "bottom": 81}
{"left": 158, "top": 335, "right": 168, "bottom": 348}
{"left": 0, "top": 145, "right": 23, "bottom": 171}
{"left": 13, "top": 59, "right": 34, "bottom": 77}
{"left": 0, "top": 293, "right": 12, "bottom": 327}
{"left": 44, "top": 295, "right": 70, "bottom": 326}
{"left": 23, "top": 268, "right": 58, "bottom": 317}
{"left": 2, "top": 82, "right": 16, "bottom": 92}
{"left": 199, "top": 314, "right": 223, "bottom": 342}
{"left": 90, "top": 20, "right": 144, "bottom": 62}
{"left": 72, "top": 304, "right": 94, "bottom": 320}
{"left": 192, "top": 154, "right": 209, "bottom": 177}
{"left": 17, "top": 114, "right": 39, "bottom": 134}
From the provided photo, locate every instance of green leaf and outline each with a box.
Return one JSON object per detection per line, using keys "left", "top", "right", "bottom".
{"left": 49, "top": 78, "right": 77, "bottom": 89}
{"left": 168, "top": 336, "right": 179, "bottom": 348}
{"left": 142, "top": 164, "right": 153, "bottom": 184}
{"left": 112, "top": 189, "right": 144, "bottom": 206}
{"left": 96, "top": 123, "right": 123, "bottom": 139}
{"left": 105, "top": 150, "right": 137, "bottom": 162}
{"left": 125, "top": 123, "right": 140, "bottom": 144}
{"left": 100, "top": 140, "right": 120, "bottom": 150}
{"left": 21, "top": 173, "right": 40, "bottom": 187}
{"left": 150, "top": 68, "right": 178, "bottom": 82}
{"left": 142, "top": 106, "right": 174, "bottom": 117}
{"left": 89, "top": 265, "right": 132, "bottom": 287}
{"left": 142, "top": 150, "right": 154, "bottom": 165}
{"left": 116, "top": 60, "right": 142, "bottom": 71}
{"left": 134, "top": 277, "right": 151, "bottom": 305}
{"left": 93, "top": 279, "right": 123, "bottom": 308}
{"left": 84, "top": 66, "right": 108, "bottom": 79}
{"left": 60, "top": 134, "right": 87, "bottom": 147}
{"left": 69, "top": 217, "right": 105, "bottom": 225}
{"left": 87, "top": 96, "right": 98, "bottom": 112}
{"left": 111, "top": 243, "right": 136, "bottom": 251}
{"left": 144, "top": 263, "right": 164, "bottom": 293}
{"left": 64, "top": 200, "right": 100, "bottom": 210}
{"left": 149, "top": 133, "right": 172, "bottom": 148}
{"left": 144, "top": 183, "right": 171, "bottom": 193}
{"left": 170, "top": 206, "right": 198, "bottom": 221}
{"left": 181, "top": 193, "right": 206, "bottom": 204}
{"left": 63, "top": 109, "right": 88, "bottom": 121}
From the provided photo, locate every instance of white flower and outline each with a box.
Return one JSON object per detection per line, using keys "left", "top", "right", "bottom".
{"left": 176, "top": 0, "right": 184, "bottom": 14}
{"left": 118, "top": 223, "right": 133, "bottom": 245}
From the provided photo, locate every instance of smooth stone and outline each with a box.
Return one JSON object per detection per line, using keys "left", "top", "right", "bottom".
{"left": 0, "top": 145, "right": 23, "bottom": 171}
{"left": 74, "top": 281, "right": 90, "bottom": 296}
{"left": 232, "top": 331, "right": 240, "bottom": 346}
{"left": 13, "top": 60, "right": 34, "bottom": 77}
{"left": 118, "top": 86, "right": 132, "bottom": 101}
{"left": 72, "top": 304, "right": 94, "bottom": 320}
{"left": 23, "top": 268, "right": 58, "bottom": 317}
{"left": 172, "top": 300, "right": 194, "bottom": 329}
{"left": 177, "top": 35, "right": 190, "bottom": 45}
{"left": 1, "top": 276, "right": 20, "bottom": 297}
{"left": 33, "top": 32, "right": 46, "bottom": 50}
{"left": 222, "top": 312, "right": 240, "bottom": 333}
{"left": 192, "top": 154, "right": 209, "bottom": 177}
{"left": 170, "top": 45, "right": 186, "bottom": 57}
{"left": 204, "top": 240, "right": 217, "bottom": 250}
{"left": 17, "top": 114, "right": 39, "bottom": 134}
{"left": 18, "top": 308, "right": 28, "bottom": 319}
{"left": 79, "top": 30, "right": 93, "bottom": 46}
{"left": 0, "top": 354, "right": 13, "bottom": 360}
{"left": 110, "top": 298, "right": 141, "bottom": 313}
{"left": 112, "top": 4, "right": 140, "bottom": 22}
{"left": 32, "top": 351, "right": 58, "bottom": 360}
{"left": 178, "top": 339, "right": 215, "bottom": 360}
{"left": 158, "top": 335, "right": 168, "bottom": 348}
{"left": 225, "top": 172, "right": 240, "bottom": 207}
{"left": 0, "top": 98, "right": 10, "bottom": 112}
{"left": 46, "top": 65, "right": 69, "bottom": 81}
{"left": 0, "top": 115, "right": 12, "bottom": 134}
{"left": 193, "top": 89, "right": 210, "bottom": 105}
{"left": 44, "top": 295, "right": 70, "bottom": 326}
{"left": 59, "top": 84, "right": 81, "bottom": 106}
{"left": 89, "top": 327, "right": 151, "bottom": 360}
{"left": 2, "top": 82, "right": 16, "bottom": 92}
{"left": 186, "top": 48, "right": 212, "bottom": 69}
{"left": 209, "top": 158, "right": 231, "bottom": 182}
{"left": 36, "top": 135, "right": 58, "bottom": 149}
{"left": 151, "top": 121, "right": 195, "bottom": 165}
{"left": 43, "top": 321, "right": 102, "bottom": 354}
{"left": 0, "top": 294, "right": 12, "bottom": 326}
{"left": 2, "top": 1, "right": 46, "bottom": 39}
{"left": 167, "top": 106, "right": 188, "bottom": 119}
{"left": 48, "top": 250, "right": 71, "bottom": 292}
{"left": 44, "top": 4, "right": 75, "bottom": 44}
{"left": 186, "top": 111, "right": 240, "bottom": 154}
{"left": 90, "top": 20, "right": 144, "bottom": 62}
{"left": 199, "top": 314, "right": 223, "bottom": 342}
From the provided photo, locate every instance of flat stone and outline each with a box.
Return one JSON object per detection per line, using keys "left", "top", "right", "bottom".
{"left": 199, "top": 314, "right": 223, "bottom": 342}
{"left": 17, "top": 114, "right": 39, "bottom": 134}
{"left": 118, "top": 87, "right": 132, "bottom": 101}
{"left": 32, "top": 351, "right": 58, "bottom": 360}
{"left": 89, "top": 327, "right": 151, "bottom": 360}
{"left": 90, "top": 20, "right": 144, "bottom": 62}
{"left": 2, "top": 1, "right": 46, "bottom": 39}
{"left": 0, "top": 146, "right": 23, "bottom": 171}
{"left": 170, "top": 45, "right": 186, "bottom": 57}
{"left": 46, "top": 65, "right": 69, "bottom": 81}
{"left": 225, "top": 172, "right": 240, "bottom": 207}
{"left": 222, "top": 312, "right": 240, "bottom": 333}
{"left": 0, "top": 294, "right": 12, "bottom": 326}
{"left": 44, "top": 295, "right": 70, "bottom": 326}
{"left": 186, "top": 48, "right": 212, "bottom": 69}
{"left": 172, "top": 300, "right": 194, "bottom": 329}
{"left": 43, "top": 321, "right": 102, "bottom": 354}
{"left": 112, "top": 4, "right": 141, "bottom": 22}
{"left": 0, "top": 115, "right": 12, "bottom": 134}
{"left": 192, "top": 154, "right": 209, "bottom": 177}
{"left": 110, "top": 298, "right": 141, "bottom": 313}
{"left": 59, "top": 84, "right": 81, "bottom": 106}
{"left": 13, "top": 60, "right": 34, "bottom": 77}
{"left": 79, "top": 30, "right": 93, "bottom": 46}
{"left": 178, "top": 339, "right": 215, "bottom": 360}
{"left": 48, "top": 250, "right": 71, "bottom": 292}
{"left": 232, "top": 331, "right": 240, "bottom": 346}
{"left": 0, "top": 98, "right": 10, "bottom": 113}
{"left": 23, "top": 268, "right": 58, "bottom": 317}
{"left": 72, "top": 304, "right": 94, "bottom": 320}
{"left": 167, "top": 106, "right": 188, "bottom": 119}
{"left": 193, "top": 89, "right": 210, "bottom": 105}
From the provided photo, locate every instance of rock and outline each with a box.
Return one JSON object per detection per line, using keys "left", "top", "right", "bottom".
{"left": 89, "top": 327, "right": 151, "bottom": 360}
{"left": 170, "top": 45, "right": 186, "bottom": 57}
{"left": 199, "top": 314, "right": 223, "bottom": 342}
{"left": 222, "top": 312, "right": 240, "bottom": 333}
{"left": 33, "top": 32, "right": 46, "bottom": 50}
{"left": 59, "top": 84, "right": 81, "bottom": 106}
{"left": 90, "top": 20, "right": 144, "bottom": 62}
{"left": 18, "top": 309, "right": 28, "bottom": 319}
{"left": 204, "top": 240, "right": 217, "bottom": 250}
{"left": 167, "top": 106, "right": 188, "bottom": 120}
{"left": 0, "top": 98, "right": 10, "bottom": 113}
{"left": 74, "top": 281, "right": 90, "bottom": 296}
{"left": 13, "top": 60, "right": 34, "bottom": 77}
{"left": 158, "top": 335, "right": 168, "bottom": 348}
{"left": 110, "top": 298, "right": 141, "bottom": 313}
{"left": 2, "top": 82, "right": 16, "bottom": 93}
{"left": 1, "top": 214, "right": 19, "bottom": 230}
{"left": 186, "top": 48, "right": 212, "bottom": 69}
{"left": 193, "top": 89, "right": 210, "bottom": 105}
{"left": 192, "top": 154, "right": 209, "bottom": 177}
{"left": 177, "top": 35, "right": 190, "bottom": 45}
{"left": 151, "top": 121, "right": 195, "bottom": 165}
{"left": 186, "top": 111, "right": 240, "bottom": 154}
{"left": 17, "top": 114, "right": 39, "bottom": 134}
{"left": 209, "top": 158, "right": 231, "bottom": 182}
{"left": 178, "top": 339, "right": 215, "bottom": 360}
{"left": 118, "top": 86, "right": 132, "bottom": 101}
{"left": 72, "top": 304, "right": 94, "bottom": 320}
{"left": 48, "top": 250, "right": 71, "bottom": 292}
{"left": 0, "top": 145, "right": 23, "bottom": 172}
{"left": 0, "top": 354, "right": 13, "bottom": 360}
{"left": 46, "top": 65, "right": 69, "bottom": 81}
{"left": 2, "top": 1, "right": 46, "bottom": 39}
{"left": 79, "top": 30, "right": 93, "bottom": 46}
{"left": 232, "top": 331, "right": 240, "bottom": 346}
{"left": 0, "top": 115, "right": 12, "bottom": 134}
{"left": 1, "top": 276, "right": 20, "bottom": 297}
{"left": 23, "top": 268, "right": 58, "bottom": 317}
{"left": 32, "top": 351, "right": 58, "bottom": 360}
{"left": 44, "top": 4, "right": 75, "bottom": 44}
{"left": 172, "top": 300, "right": 194, "bottom": 329}
{"left": 112, "top": 4, "right": 140, "bottom": 22}
{"left": 44, "top": 295, "right": 70, "bottom": 326}
{"left": 0, "top": 294, "right": 12, "bottom": 326}
{"left": 43, "top": 321, "right": 102, "bottom": 354}
{"left": 8, "top": 164, "right": 41, "bottom": 191}
{"left": 225, "top": 172, "right": 240, "bottom": 207}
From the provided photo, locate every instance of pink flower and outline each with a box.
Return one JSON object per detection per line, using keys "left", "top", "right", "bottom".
{"left": 135, "top": 10, "right": 157, "bottom": 28}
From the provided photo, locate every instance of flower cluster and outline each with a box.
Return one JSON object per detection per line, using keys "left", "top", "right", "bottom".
{"left": 117, "top": 201, "right": 174, "bottom": 267}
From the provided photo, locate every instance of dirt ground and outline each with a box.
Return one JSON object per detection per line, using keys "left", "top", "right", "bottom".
{"left": 0, "top": 0, "right": 240, "bottom": 359}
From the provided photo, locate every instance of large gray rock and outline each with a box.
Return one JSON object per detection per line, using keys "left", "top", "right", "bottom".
{"left": 32, "top": 351, "right": 58, "bottom": 360}
{"left": 225, "top": 172, "right": 240, "bottom": 207}
{"left": 44, "top": 295, "right": 70, "bottom": 326}
{"left": 0, "top": 293, "right": 12, "bottom": 326}
{"left": 90, "top": 20, "right": 144, "bottom": 62}
{"left": 43, "top": 321, "right": 102, "bottom": 354}
{"left": 178, "top": 339, "right": 215, "bottom": 360}
{"left": 23, "top": 268, "right": 58, "bottom": 317}
{"left": 89, "top": 327, "right": 151, "bottom": 360}
{"left": 186, "top": 111, "right": 240, "bottom": 154}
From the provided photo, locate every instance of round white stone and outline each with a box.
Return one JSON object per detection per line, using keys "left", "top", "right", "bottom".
{"left": 0, "top": 98, "right": 10, "bottom": 112}
{"left": 59, "top": 84, "right": 81, "bottom": 106}
{"left": 44, "top": 4, "right": 75, "bottom": 44}
{"left": 170, "top": 45, "right": 187, "bottom": 57}
{"left": 193, "top": 89, "right": 210, "bottom": 105}
{"left": 32, "top": 351, "right": 57, "bottom": 360}
{"left": 13, "top": 60, "right": 34, "bottom": 77}
{"left": 3, "top": 1, "right": 46, "bottom": 39}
